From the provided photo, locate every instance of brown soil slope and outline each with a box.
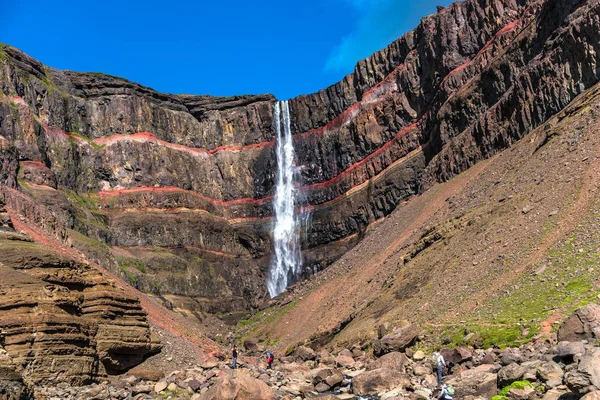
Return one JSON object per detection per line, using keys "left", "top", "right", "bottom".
{"left": 247, "top": 79, "right": 600, "bottom": 352}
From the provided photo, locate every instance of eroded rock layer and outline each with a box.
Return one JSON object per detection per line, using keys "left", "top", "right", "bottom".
{"left": 0, "top": 0, "right": 599, "bottom": 314}
{"left": 0, "top": 201, "right": 160, "bottom": 385}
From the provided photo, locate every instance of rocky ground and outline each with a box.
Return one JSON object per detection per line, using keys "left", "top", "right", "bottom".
{"left": 16, "top": 303, "right": 600, "bottom": 400}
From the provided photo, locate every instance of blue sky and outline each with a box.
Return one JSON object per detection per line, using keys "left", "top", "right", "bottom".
{"left": 1, "top": 0, "right": 450, "bottom": 100}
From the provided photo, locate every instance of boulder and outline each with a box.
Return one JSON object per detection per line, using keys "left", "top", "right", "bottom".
{"left": 294, "top": 346, "right": 316, "bottom": 361}
{"left": 313, "top": 368, "right": 343, "bottom": 386}
{"left": 441, "top": 347, "right": 473, "bottom": 365}
{"left": 498, "top": 363, "right": 527, "bottom": 387}
{"left": 336, "top": 349, "right": 355, "bottom": 368}
{"left": 199, "top": 371, "right": 276, "bottom": 400}
{"left": 445, "top": 367, "right": 498, "bottom": 399}
{"left": 500, "top": 349, "right": 524, "bottom": 366}
{"left": 317, "top": 350, "right": 336, "bottom": 366}
{"left": 154, "top": 381, "right": 168, "bottom": 393}
{"left": 243, "top": 338, "right": 260, "bottom": 352}
{"left": 558, "top": 304, "right": 600, "bottom": 342}
{"left": 367, "top": 352, "right": 410, "bottom": 372}
{"left": 315, "top": 382, "right": 330, "bottom": 393}
{"left": 352, "top": 368, "right": 410, "bottom": 396}
{"left": 373, "top": 324, "right": 420, "bottom": 356}
{"left": 565, "top": 348, "right": 600, "bottom": 396}
{"left": 413, "top": 350, "right": 426, "bottom": 361}
{"left": 557, "top": 341, "right": 586, "bottom": 359}
{"left": 536, "top": 361, "right": 564, "bottom": 382}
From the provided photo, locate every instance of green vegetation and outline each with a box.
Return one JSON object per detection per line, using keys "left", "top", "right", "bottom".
{"left": 430, "top": 223, "right": 600, "bottom": 350}
{"left": 492, "top": 380, "right": 533, "bottom": 400}
{"left": 117, "top": 258, "right": 148, "bottom": 274}
{"left": 68, "top": 131, "right": 105, "bottom": 151}
{"left": 64, "top": 191, "right": 101, "bottom": 210}
{"left": 236, "top": 299, "right": 299, "bottom": 347}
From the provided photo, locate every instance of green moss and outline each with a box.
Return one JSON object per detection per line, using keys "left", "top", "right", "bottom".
{"left": 117, "top": 258, "right": 148, "bottom": 274}
{"left": 492, "top": 381, "right": 534, "bottom": 400}
{"left": 68, "top": 131, "right": 105, "bottom": 151}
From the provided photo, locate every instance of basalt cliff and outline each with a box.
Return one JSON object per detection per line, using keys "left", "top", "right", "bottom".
{"left": 1, "top": 0, "right": 599, "bottom": 342}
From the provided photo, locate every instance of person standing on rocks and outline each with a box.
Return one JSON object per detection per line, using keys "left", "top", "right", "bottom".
{"left": 266, "top": 352, "right": 274, "bottom": 369}
{"left": 232, "top": 345, "right": 238, "bottom": 369}
{"left": 432, "top": 351, "right": 446, "bottom": 386}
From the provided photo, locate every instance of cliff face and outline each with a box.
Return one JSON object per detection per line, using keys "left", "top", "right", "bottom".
{"left": 1, "top": 0, "right": 599, "bottom": 318}
{"left": 0, "top": 199, "right": 160, "bottom": 386}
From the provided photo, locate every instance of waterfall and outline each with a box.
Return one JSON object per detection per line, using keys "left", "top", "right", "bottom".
{"left": 267, "top": 100, "right": 302, "bottom": 297}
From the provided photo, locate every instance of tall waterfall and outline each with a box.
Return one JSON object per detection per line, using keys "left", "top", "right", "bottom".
{"left": 267, "top": 100, "right": 302, "bottom": 297}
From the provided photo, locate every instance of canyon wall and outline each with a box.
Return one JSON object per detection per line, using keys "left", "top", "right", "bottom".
{"left": 0, "top": 0, "right": 599, "bottom": 316}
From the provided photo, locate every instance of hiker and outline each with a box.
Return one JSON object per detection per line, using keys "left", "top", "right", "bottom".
{"left": 266, "top": 352, "right": 274, "bottom": 369}
{"left": 438, "top": 384, "right": 455, "bottom": 400}
{"left": 432, "top": 351, "right": 446, "bottom": 386}
{"left": 232, "top": 345, "right": 238, "bottom": 369}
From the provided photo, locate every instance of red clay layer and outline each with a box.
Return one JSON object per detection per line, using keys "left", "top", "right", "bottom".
{"left": 94, "top": 132, "right": 275, "bottom": 156}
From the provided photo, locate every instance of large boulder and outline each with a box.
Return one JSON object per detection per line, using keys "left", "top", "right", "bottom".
{"left": 367, "top": 352, "right": 410, "bottom": 372}
{"left": 199, "top": 371, "right": 277, "bottom": 400}
{"left": 335, "top": 349, "right": 355, "bottom": 368}
{"left": 352, "top": 368, "right": 411, "bottom": 396}
{"left": 373, "top": 324, "right": 420, "bottom": 356}
{"left": 565, "top": 348, "right": 600, "bottom": 396}
{"left": 558, "top": 304, "right": 600, "bottom": 342}
{"left": 313, "top": 368, "right": 343, "bottom": 387}
{"left": 536, "top": 361, "right": 564, "bottom": 382}
{"left": 557, "top": 341, "right": 586, "bottom": 360}
{"left": 243, "top": 338, "right": 260, "bottom": 352}
{"left": 294, "top": 346, "right": 316, "bottom": 361}
{"left": 445, "top": 365, "right": 498, "bottom": 399}
{"left": 441, "top": 347, "right": 473, "bottom": 365}
{"left": 498, "top": 363, "right": 527, "bottom": 387}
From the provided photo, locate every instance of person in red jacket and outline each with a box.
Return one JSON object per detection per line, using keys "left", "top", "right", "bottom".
{"left": 266, "top": 352, "right": 274, "bottom": 369}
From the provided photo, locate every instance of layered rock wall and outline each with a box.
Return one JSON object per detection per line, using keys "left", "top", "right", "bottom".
{"left": 0, "top": 202, "right": 160, "bottom": 385}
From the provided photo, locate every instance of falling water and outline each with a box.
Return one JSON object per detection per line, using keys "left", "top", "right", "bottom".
{"left": 267, "top": 100, "right": 302, "bottom": 297}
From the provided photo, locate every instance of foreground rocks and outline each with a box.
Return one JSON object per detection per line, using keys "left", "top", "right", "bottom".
{"left": 27, "top": 303, "right": 600, "bottom": 399}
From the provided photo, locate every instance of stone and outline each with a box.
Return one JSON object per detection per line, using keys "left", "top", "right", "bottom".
{"left": 315, "top": 382, "right": 330, "bottom": 393}
{"left": 325, "top": 370, "right": 344, "bottom": 388}
{"left": 557, "top": 341, "right": 586, "bottom": 359}
{"left": 498, "top": 363, "right": 527, "bottom": 387}
{"left": 413, "top": 350, "right": 425, "bottom": 361}
{"left": 565, "top": 348, "right": 600, "bottom": 396}
{"left": 373, "top": 324, "right": 421, "bottom": 356}
{"left": 199, "top": 371, "right": 277, "bottom": 400}
{"left": 558, "top": 305, "right": 600, "bottom": 342}
{"left": 201, "top": 358, "right": 220, "bottom": 369}
{"left": 154, "top": 381, "right": 168, "bottom": 393}
{"left": 367, "top": 352, "right": 410, "bottom": 372}
{"left": 352, "top": 368, "right": 410, "bottom": 396}
{"left": 243, "top": 338, "right": 260, "bottom": 352}
{"left": 537, "top": 361, "right": 564, "bottom": 382}
{"left": 445, "top": 368, "right": 497, "bottom": 399}
{"left": 335, "top": 352, "right": 355, "bottom": 368}
{"left": 441, "top": 347, "right": 473, "bottom": 365}
{"left": 294, "top": 346, "right": 316, "bottom": 361}
{"left": 167, "top": 382, "right": 178, "bottom": 391}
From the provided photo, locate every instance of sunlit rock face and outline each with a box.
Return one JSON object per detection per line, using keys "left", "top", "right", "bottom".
{"left": 0, "top": 0, "right": 599, "bottom": 312}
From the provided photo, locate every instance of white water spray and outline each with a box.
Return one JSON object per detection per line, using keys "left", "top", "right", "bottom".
{"left": 267, "top": 100, "right": 302, "bottom": 297}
